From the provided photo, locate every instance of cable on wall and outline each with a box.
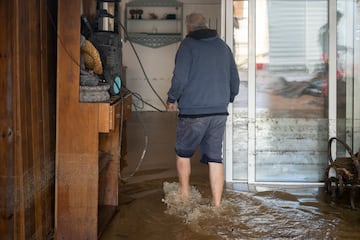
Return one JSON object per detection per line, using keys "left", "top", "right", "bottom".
{"left": 119, "top": 21, "right": 168, "bottom": 112}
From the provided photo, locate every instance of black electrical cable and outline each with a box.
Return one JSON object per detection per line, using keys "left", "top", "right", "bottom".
{"left": 116, "top": 92, "right": 149, "bottom": 183}
{"left": 114, "top": 80, "right": 164, "bottom": 112}
{"left": 119, "top": 102, "right": 149, "bottom": 183}
{"left": 118, "top": 21, "right": 168, "bottom": 112}
{"left": 47, "top": 5, "right": 81, "bottom": 68}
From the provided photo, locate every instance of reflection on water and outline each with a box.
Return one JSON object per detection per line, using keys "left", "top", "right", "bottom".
{"left": 100, "top": 177, "right": 360, "bottom": 240}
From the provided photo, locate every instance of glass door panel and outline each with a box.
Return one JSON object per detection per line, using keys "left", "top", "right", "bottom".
{"left": 232, "top": 0, "right": 249, "bottom": 181}
{"left": 336, "top": 1, "right": 355, "bottom": 147}
{"left": 255, "top": 0, "right": 329, "bottom": 182}
{"left": 231, "top": 0, "right": 357, "bottom": 183}
{"left": 354, "top": 1, "right": 360, "bottom": 148}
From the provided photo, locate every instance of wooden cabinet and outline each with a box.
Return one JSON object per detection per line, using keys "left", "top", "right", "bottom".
{"left": 56, "top": 92, "right": 131, "bottom": 240}
{"left": 98, "top": 94, "right": 131, "bottom": 133}
{"left": 56, "top": 0, "right": 131, "bottom": 238}
{"left": 98, "top": 94, "right": 131, "bottom": 236}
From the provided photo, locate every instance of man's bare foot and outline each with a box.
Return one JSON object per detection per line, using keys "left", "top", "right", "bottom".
{"left": 212, "top": 200, "right": 222, "bottom": 208}
{"left": 179, "top": 189, "right": 189, "bottom": 202}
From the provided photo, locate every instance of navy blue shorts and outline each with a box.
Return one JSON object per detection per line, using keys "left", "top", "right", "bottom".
{"left": 175, "top": 115, "right": 227, "bottom": 164}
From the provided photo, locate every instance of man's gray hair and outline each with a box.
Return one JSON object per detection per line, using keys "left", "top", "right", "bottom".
{"left": 186, "top": 13, "right": 208, "bottom": 31}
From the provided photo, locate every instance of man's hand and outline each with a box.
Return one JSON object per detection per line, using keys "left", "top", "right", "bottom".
{"left": 167, "top": 101, "right": 176, "bottom": 111}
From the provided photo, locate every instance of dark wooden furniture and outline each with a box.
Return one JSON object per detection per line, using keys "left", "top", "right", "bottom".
{"left": 56, "top": 0, "right": 131, "bottom": 239}
{"left": 98, "top": 93, "right": 132, "bottom": 236}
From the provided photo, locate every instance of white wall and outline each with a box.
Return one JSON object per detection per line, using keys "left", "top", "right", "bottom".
{"left": 121, "top": 0, "right": 221, "bottom": 111}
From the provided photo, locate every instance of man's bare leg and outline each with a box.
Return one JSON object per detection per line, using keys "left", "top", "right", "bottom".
{"left": 176, "top": 156, "right": 191, "bottom": 201}
{"left": 209, "top": 162, "right": 224, "bottom": 207}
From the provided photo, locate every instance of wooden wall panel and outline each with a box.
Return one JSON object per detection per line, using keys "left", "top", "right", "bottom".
{"left": 0, "top": 0, "right": 57, "bottom": 239}
{"left": 56, "top": 0, "right": 100, "bottom": 239}
{"left": 0, "top": 0, "right": 14, "bottom": 238}
{"left": 40, "top": 0, "right": 57, "bottom": 238}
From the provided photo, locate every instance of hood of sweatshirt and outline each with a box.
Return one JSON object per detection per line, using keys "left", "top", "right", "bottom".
{"left": 186, "top": 28, "right": 218, "bottom": 40}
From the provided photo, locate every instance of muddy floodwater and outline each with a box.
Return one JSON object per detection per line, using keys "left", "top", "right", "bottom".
{"left": 100, "top": 177, "right": 360, "bottom": 240}
{"left": 99, "top": 112, "right": 360, "bottom": 240}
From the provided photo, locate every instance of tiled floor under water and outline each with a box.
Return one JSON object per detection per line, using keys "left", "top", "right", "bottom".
{"left": 100, "top": 111, "right": 360, "bottom": 240}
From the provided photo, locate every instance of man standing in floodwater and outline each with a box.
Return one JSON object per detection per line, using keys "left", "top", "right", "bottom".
{"left": 167, "top": 13, "right": 240, "bottom": 207}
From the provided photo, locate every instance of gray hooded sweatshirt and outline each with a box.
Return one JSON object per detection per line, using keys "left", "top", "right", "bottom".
{"left": 167, "top": 28, "right": 240, "bottom": 117}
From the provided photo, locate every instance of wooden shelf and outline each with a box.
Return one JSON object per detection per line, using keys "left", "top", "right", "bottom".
{"left": 125, "top": 0, "right": 183, "bottom": 48}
